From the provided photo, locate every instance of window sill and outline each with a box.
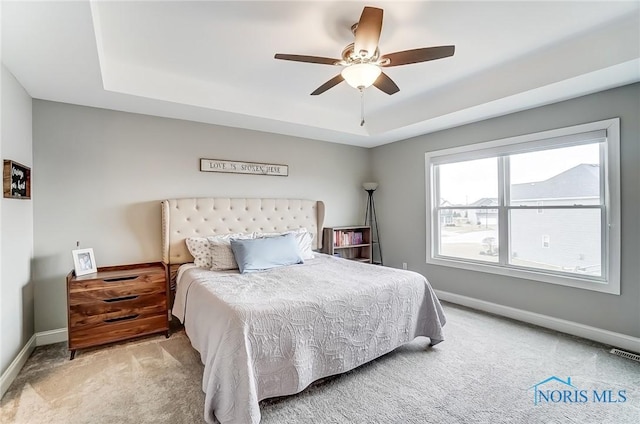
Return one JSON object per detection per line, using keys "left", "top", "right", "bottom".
{"left": 427, "top": 256, "right": 620, "bottom": 295}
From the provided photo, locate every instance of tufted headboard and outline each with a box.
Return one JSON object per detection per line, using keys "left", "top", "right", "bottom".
{"left": 161, "top": 198, "right": 325, "bottom": 266}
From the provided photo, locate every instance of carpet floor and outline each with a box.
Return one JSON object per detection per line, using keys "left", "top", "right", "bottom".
{"left": 1, "top": 302, "right": 639, "bottom": 424}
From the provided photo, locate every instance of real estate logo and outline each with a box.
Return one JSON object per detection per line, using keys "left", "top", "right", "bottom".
{"left": 529, "top": 376, "right": 627, "bottom": 405}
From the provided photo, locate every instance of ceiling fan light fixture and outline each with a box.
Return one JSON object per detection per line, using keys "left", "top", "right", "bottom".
{"left": 275, "top": 6, "right": 455, "bottom": 98}
{"left": 341, "top": 63, "right": 381, "bottom": 89}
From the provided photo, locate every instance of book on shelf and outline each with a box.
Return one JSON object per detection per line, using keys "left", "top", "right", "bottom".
{"left": 333, "top": 230, "right": 364, "bottom": 247}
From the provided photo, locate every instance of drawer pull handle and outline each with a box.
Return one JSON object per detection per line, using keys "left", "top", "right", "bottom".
{"left": 103, "top": 314, "right": 139, "bottom": 323}
{"left": 103, "top": 295, "right": 139, "bottom": 303}
{"left": 103, "top": 276, "right": 138, "bottom": 283}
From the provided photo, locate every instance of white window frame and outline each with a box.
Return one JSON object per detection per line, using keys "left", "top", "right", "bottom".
{"left": 425, "top": 118, "right": 620, "bottom": 295}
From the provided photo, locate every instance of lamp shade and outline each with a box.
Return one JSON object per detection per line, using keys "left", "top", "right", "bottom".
{"left": 362, "top": 182, "right": 378, "bottom": 191}
{"left": 341, "top": 64, "right": 382, "bottom": 89}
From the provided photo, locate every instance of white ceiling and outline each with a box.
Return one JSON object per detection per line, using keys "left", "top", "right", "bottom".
{"left": 2, "top": 1, "right": 639, "bottom": 148}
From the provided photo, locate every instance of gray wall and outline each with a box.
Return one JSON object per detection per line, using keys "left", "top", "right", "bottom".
{"left": 371, "top": 83, "right": 640, "bottom": 338}
{"left": 1, "top": 65, "right": 34, "bottom": 375}
{"left": 32, "top": 101, "right": 372, "bottom": 332}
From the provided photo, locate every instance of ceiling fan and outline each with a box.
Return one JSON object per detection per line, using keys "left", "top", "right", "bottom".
{"left": 274, "top": 6, "right": 455, "bottom": 96}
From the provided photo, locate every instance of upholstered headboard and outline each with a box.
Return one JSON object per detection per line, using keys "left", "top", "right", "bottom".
{"left": 161, "top": 198, "right": 325, "bottom": 266}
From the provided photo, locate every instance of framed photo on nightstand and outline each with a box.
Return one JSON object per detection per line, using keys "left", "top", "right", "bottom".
{"left": 72, "top": 248, "right": 97, "bottom": 276}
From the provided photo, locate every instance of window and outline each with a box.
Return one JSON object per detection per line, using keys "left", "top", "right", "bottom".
{"left": 425, "top": 118, "right": 620, "bottom": 294}
{"left": 542, "top": 235, "right": 550, "bottom": 249}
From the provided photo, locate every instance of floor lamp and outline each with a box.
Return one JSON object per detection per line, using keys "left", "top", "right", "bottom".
{"left": 363, "top": 182, "right": 383, "bottom": 265}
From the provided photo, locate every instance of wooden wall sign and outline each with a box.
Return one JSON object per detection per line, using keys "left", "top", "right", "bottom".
{"left": 3, "top": 160, "right": 31, "bottom": 199}
{"left": 200, "top": 158, "right": 288, "bottom": 176}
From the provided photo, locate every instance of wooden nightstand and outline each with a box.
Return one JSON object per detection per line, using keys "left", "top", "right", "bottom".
{"left": 66, "top": 262, "right": 170, "bottom": 359}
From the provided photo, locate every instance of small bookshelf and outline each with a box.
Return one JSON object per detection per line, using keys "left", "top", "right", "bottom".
{"left": 322, "top": 226, "right": 372, "bottom": 263}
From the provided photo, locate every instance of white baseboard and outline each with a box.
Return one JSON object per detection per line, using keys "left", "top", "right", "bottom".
{"left": 0, "top": 335, "right": 36, "bottom": 399}
{"left": 36, "top": 328, "right": 68, "bottom": 346}
{"left": 435, "top": 289, "right": 640, "bottom": 354}
{"left": 1, "top": 328, "right": 68, "bottom": 399}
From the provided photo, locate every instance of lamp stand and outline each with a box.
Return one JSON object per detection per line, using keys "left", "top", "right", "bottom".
{"left": 364, "top": 189, "right": 383, "bottom": 265}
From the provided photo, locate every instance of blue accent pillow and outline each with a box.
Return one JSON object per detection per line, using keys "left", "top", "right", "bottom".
{"left": 230, "top": 233, "right": 303, "bottom": 274}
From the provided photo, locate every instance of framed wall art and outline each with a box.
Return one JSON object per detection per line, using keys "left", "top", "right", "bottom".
{"left": 3, "top": 159, "right": 31, "bottom": 199}
{"left": 200, "top": 158, "right": 288, "bottom": 176}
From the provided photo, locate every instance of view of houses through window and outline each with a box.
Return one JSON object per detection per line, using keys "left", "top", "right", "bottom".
{"left": 425, "top": 119, "right": 621, "bottom": 292}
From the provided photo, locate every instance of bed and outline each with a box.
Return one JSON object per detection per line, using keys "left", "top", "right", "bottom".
{"left": 162, "top": 198, "right": 446, "bottom": 424}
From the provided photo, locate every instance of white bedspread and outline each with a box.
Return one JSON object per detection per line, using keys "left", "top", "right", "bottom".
{"left": 173, "top": 254, "right": 446, "bottom": 424}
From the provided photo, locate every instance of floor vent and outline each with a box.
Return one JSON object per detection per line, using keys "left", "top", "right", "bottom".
{"left": 610, "top": 348, "right": 640, "bottom": 362}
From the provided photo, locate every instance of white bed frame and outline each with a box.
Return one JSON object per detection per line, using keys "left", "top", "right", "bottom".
{"left": 161, "top": 198, "right": 325, "bottom": 288}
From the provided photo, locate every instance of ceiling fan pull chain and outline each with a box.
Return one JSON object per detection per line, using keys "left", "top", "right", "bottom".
{"left": 360, "top": 88, "right": 365, "bottom": 126}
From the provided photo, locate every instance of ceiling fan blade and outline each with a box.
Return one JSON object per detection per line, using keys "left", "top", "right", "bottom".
{"left": 274, "top": 54, "right": 340, "bottom": 66}
{"left": 381, "top": 45, "right": 455, "bottom": 67}
{"left": 310, "top": 74, "right": 344, "bottom": 95}
{"left": 373, "top": 72, "right": 399, "bottom": 95}
{"left": 354, "top": 7, "right": 383, "bottom": 59}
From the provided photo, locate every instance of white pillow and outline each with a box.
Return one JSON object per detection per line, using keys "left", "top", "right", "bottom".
{"left": 185, "top": 237, "right": 212, "bottom": 269}
{"left": 293, "top": 231, "right": 315, "bottom": 260}
{"left": 208, "top": 232, "right": 255, "bottom": 270}
{"left": 186, "top": 233, "right": 255, "bottom": 269}
{"left": 255, "top": 228, "right": 315, "bottom": 260}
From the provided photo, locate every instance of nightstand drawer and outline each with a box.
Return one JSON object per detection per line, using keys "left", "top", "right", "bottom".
{"left": 68, "top": 281, "right": 165, "bottom": 305}
{"left": 69, "top": 292, "right": 167, "bottom": 327}
{"left": 69, "top": 315, "right": 168, "bottom": 350}
{"left": 69, "top": 271, "right": 165, "bottom": 294}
